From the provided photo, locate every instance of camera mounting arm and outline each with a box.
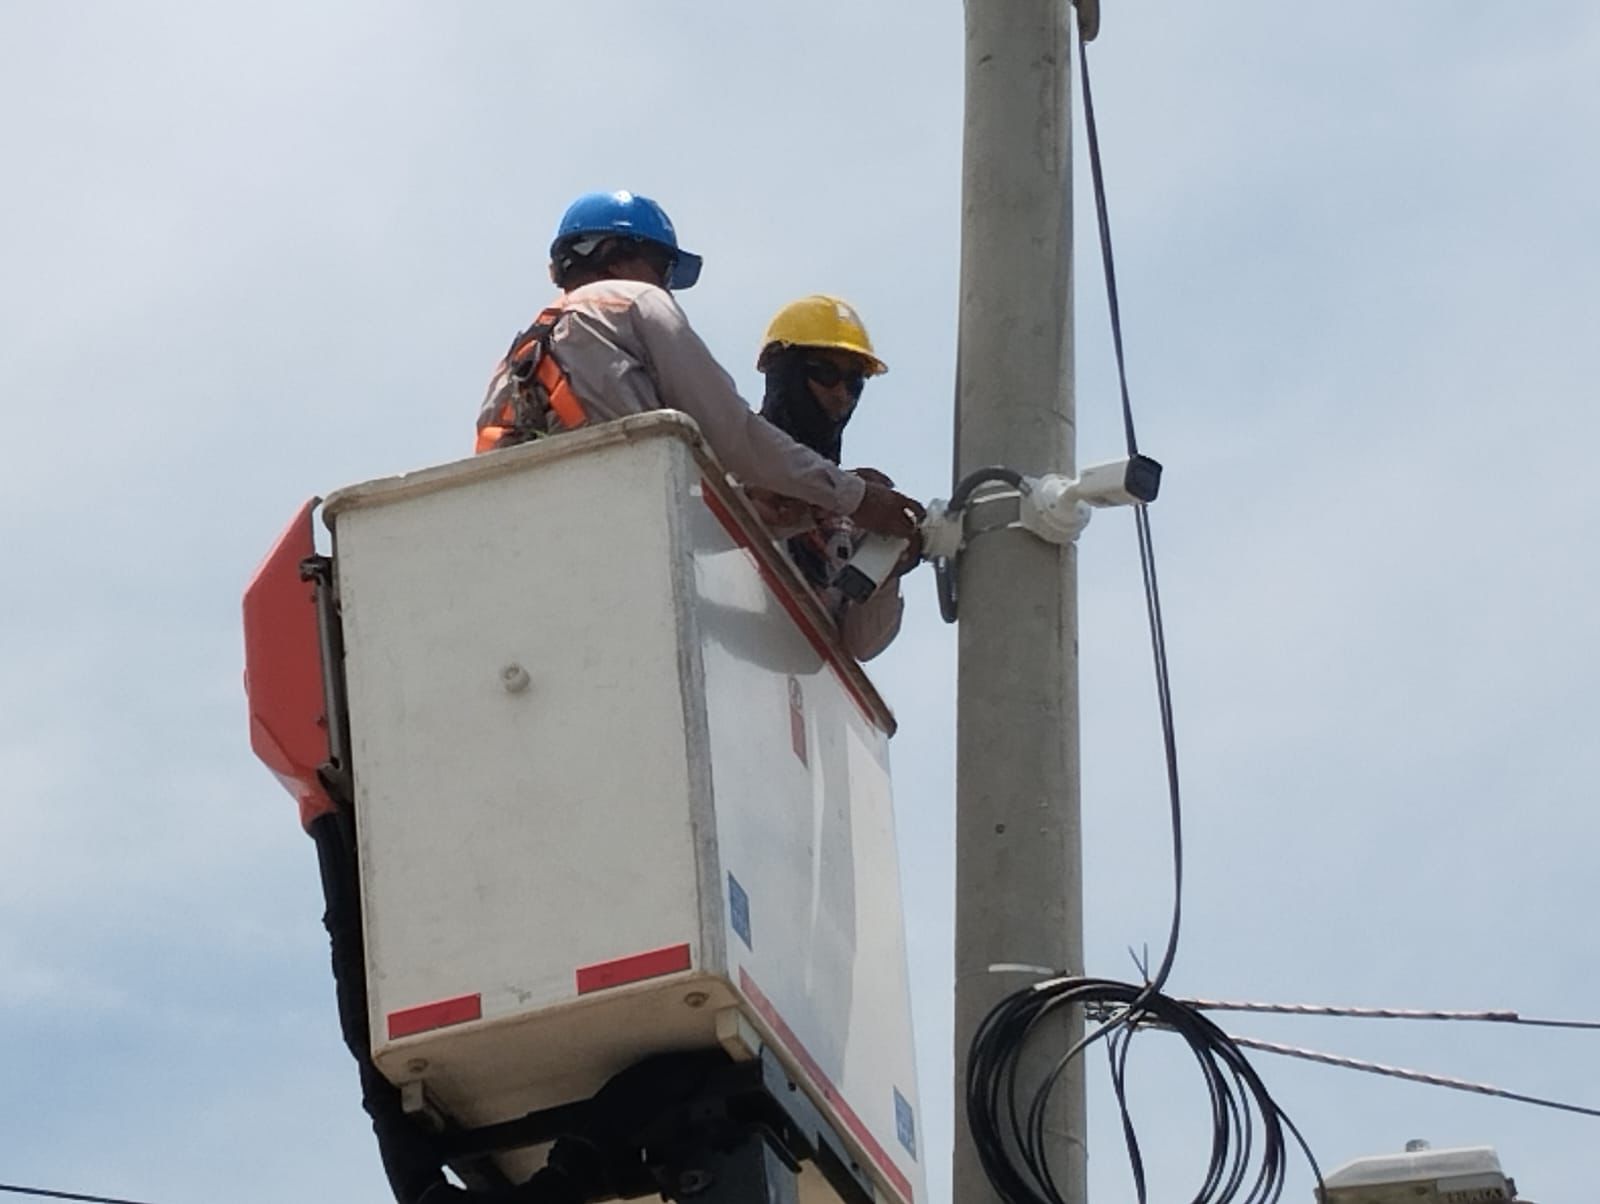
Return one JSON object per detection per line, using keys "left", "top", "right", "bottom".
{"left": 924, "top": 454, "right": 1162, "bottom": 622}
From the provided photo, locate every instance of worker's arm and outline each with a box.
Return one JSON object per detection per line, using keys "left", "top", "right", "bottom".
{"left": 742, "top": 485, "right": 820, "bottom": 537}
{"left": 630, "top": 288, "right": 867, "bottom": 515}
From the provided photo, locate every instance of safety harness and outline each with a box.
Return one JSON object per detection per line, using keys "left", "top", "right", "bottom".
{"left": 474, "top": 306, "right": 590, "bottom": 454}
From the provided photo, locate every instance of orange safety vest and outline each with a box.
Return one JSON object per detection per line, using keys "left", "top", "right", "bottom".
{"left": 474, "top": 306, "right": 590, "bottom": 454}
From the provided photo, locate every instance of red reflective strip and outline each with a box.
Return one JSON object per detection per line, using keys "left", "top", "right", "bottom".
{"left": 700, "top": 487, "right": 884, "bottom": 731}
{"left": 739, "top": 968, "right": 914, "bottom": 1203}
{"left": 387, "top": 993, "right": 482, "bottom": 1040}
{"left": 575, "top": 942, "right": 692, "bottom": 995}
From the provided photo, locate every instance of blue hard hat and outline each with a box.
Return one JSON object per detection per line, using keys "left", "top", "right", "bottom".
{"left": 550, "top": 190, "right": 703, "bottom": 290}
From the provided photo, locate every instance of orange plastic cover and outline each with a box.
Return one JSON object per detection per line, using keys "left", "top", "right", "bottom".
{"left": 243, "top": 499, "right": 336, "bottom": 831}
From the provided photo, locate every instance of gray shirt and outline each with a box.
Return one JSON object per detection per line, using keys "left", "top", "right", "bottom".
{"left": 492, "top": 279, "right": 867, "bottom": 515}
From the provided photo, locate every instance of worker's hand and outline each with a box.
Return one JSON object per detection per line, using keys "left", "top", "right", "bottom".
{"left": 744, "top": 485, "right": 814, "bottom": 530}
{"left": 894, "top": 531, "right": 925, "bottom": 576}
{"left": 852, "top": 467, "right": 896, "bottom": 489}
{"left": 851, "top": 477, "right": 925, "bottom": 540}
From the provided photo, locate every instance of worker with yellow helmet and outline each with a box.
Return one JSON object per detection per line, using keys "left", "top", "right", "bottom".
{"left": 750, "top": 295, "right": 911, "bottom": 661}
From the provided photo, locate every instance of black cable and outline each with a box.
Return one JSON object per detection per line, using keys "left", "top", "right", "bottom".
{"left": 0, "top": 1184, "right": 161, "bottom": 1204}
{"left": 967, "top": 981, "right": 1323, "bottom": 1204}
{"left": 1078, "top": 4, "right": 1182, "bottom": 997}
{"left": 1076, "top": 6, "right": 1186, "bottom": 996}
{"left": 1510, "top": 1016, "right": 1600, "bottom": 1031}
{"left": 963, "top": 25, "right": 1322, "bottom": 1204}
{"left": 949, "top": 465, "right": 1026, "bottom": 511}
{"left": 1080, "top": 32, "right": 1139, "bottom": 460}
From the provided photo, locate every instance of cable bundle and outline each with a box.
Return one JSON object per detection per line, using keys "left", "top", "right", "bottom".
{"left": 966, "top": 978, "right": 1320, "bottom": 1204}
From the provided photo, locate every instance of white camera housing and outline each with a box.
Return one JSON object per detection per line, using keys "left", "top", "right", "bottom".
{"left": 1073, "top": 454, "right": 1162, "bottom": 507}
{"left": 835, "top": 534, "right": 909, "bottom": 603}
{"left": 1019, "top": 454, "right": 1162, "bottom": 546}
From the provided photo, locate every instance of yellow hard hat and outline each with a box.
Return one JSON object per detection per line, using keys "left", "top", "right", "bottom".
{"left": 757, "top": 294, "right": 888, "bottom": 376}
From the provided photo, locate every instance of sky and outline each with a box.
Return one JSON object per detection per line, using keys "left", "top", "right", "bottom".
{"left": 2, "top": 2, "right": 1597, "bottom": 1202}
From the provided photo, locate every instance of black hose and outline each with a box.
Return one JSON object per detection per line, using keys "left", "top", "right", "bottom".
{"left": 949, "top": 465, "right": 1025, "bottom": 512}
{"left": 934, "top": 466, "right": 1027, "bottom": 623}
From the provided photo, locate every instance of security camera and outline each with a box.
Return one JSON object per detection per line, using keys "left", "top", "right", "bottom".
{"left": 1074, "top": 454, "right": 1162, "bottom": 507}
{"left": 835, "top": 535, "right": 909, "bottom": 603}
{"left": 1019, "top": 454, "right": 1162, "bottom": 545}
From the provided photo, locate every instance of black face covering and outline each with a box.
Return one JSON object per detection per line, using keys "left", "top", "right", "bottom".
{"left": 759, "top": 350, "right": 848, "bottom": 464}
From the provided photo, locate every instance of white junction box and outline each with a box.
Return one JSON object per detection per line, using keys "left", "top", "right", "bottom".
{"left": 1321, "top": 1144, "right": 1515, "bottom": 1203}
{"left": 323, "top": 413, "right": 925, "bottom": 1202}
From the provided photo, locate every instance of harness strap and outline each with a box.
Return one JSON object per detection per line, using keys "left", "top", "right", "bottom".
{"left": 480, "top": 307, "right": 590, "bottom": 452}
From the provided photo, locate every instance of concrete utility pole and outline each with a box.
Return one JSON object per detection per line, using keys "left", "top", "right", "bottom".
{"left": 951, "top": 1, "right": 1085, "bottom": 1202}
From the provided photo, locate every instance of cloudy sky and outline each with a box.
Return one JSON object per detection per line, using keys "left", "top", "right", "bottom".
{"left": 3, "top": 3, "right": 1597, "bottom": 1201}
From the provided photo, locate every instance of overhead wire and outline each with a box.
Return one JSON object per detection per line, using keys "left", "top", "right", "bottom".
{"left": 1077, "top": 0, "right": 1180, "bottom": 997}
{"left": 0, "top": 1184, "right": 163, "bottom": 1204}
{"left": 1088, "top": 997, "right": 1600, "bottom": 1117}
{"left": 1222, "top": 1035, "right": 1600, "bottom": 1122}
{"left": 1180, "top": 998, "right": 1600, "bottom": 1029}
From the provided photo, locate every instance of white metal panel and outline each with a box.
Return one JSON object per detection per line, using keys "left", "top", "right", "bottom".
{"left": 688, "top": 484, "right": 926, "bottom": 1204}
{"left": 329, "top": 429, "right": 709, "bottom": 1117}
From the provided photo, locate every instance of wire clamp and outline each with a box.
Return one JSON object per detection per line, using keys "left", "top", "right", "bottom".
{"left": 919, "top": 498, "right": 966, "bottom": 561}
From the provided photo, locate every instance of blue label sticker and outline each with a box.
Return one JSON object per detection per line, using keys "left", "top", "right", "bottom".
{"left": 728, "top": 872, "right": 752, "bottom": 950}
{"left": 894, "top": 1087, "right": 916, "bottom": 1158}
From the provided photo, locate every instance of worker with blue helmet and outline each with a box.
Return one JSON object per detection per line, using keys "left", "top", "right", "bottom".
{"left": 548, "top": 190, "right": 703, "bottom": 291}
{"left": 476, "top": 191, "right": 923, "bottom": 545}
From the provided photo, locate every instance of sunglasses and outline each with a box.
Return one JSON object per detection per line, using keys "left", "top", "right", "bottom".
{"left": 803, "top": 358, "right": 867, "bottom": 398}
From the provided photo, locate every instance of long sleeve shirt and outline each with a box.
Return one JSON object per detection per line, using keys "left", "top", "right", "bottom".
{"left": 487, "top": 279, "right": 866, "bottom": 515}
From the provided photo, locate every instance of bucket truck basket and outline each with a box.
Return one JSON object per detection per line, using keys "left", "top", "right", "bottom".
{"left": 257, "top": 413, "right": 924, "bottom": 1203}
